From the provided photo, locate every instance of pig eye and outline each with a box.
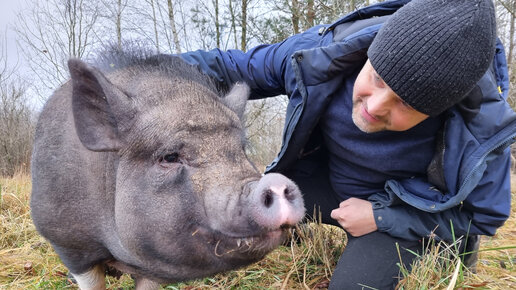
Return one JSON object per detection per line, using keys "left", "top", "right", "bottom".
{"left": 159, "top": 153, "right": 181, "bottom": 164}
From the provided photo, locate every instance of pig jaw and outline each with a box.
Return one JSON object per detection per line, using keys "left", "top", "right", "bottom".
{"left": 111, "top": 172, "right": 304, "bottom": 283}
{"left": 190, "top": 172, "right": 305, "bottom": 261}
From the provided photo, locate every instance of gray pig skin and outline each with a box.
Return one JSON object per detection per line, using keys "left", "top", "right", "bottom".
{"left": 30, "top": 52, "right": 305, "bottom": 287}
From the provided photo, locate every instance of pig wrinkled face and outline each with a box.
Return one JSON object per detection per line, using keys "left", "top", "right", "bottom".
{"left": 110, "top": 79, "right": 304, "bottom": 281}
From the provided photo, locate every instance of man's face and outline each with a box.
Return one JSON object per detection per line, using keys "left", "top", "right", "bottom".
{"left": 352, "top": 60, "right": 429, "bottom": 133}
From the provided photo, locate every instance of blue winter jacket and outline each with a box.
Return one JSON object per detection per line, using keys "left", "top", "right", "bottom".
{"left": 181, "top": 0, "right": 516, "bottom": 241}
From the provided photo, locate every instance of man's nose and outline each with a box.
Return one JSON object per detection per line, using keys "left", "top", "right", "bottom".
{"left": 366, "top": 91, "right": 394, "bottom": 116}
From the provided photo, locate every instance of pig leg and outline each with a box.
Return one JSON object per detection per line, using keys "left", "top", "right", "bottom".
{"left": 71, "top": 264, "right": 106, "bottom": 290}
{"left": 134, "top": 277, "right": 161, "bottom": 290}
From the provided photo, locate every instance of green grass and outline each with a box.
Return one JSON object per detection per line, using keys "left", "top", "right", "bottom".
{"left": 1, "top": 173, "right": 515, "bottom": 289}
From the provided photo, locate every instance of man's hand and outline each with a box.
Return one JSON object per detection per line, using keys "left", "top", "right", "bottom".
{"left": 330, "top": 198, "right": 377, "bottom": 237}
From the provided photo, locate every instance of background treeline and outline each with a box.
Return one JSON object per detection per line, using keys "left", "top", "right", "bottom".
{"left": 1, "top": 0, "right": 516, "bottom": 176}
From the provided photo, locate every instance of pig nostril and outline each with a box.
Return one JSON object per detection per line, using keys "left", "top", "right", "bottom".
{"left": 284, "top": 186, "right": 296, "bottom": 202}
{"left": 280, "top": 224, "right": 290, "bottom": 229}
{"left": 263, "top": 189, "right": 273, "bottom": 208}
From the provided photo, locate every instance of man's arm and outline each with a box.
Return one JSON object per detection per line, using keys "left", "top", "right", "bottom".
{"left": 180, "top": 46, "right": 286, "bottom": 99}
{"left": 179, "top": 25, "right": 326, "bottom": 100}
{"left": 368, "top": 147, "right": 512, "bottom": 242}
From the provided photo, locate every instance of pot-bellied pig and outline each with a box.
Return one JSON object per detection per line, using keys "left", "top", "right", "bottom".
{"left": 30, "top": 51, "right": 305, "bottom": 289}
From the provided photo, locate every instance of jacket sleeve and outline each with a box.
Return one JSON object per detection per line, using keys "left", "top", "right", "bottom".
{"left": 369, "top": 147, "right": 512, "bottom": 242}
{"left": 180, "top": 45, "right": 286, "bottom": 99}
{"left": 179, "top": 26, "right": 325, "bottom": 100}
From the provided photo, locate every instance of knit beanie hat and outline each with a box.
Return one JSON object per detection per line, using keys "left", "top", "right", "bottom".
{"left": 367, "top": 0, "right": 497, "bottom": 117}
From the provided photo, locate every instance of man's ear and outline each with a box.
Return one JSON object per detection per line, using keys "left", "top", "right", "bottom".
{"left": 68, "top": 58, "right": 136, "bottom": 152}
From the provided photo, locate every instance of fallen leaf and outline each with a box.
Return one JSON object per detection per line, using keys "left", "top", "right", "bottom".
{"left": 468, "top": 281, "right": 489, "bottom": 287}
{"left": 55, "top": 271, "right": 67, "bottom": 277}
{"left": 314, "top": 279, "right": 330, "bottom": 289}
{"left": 24, "top": 262, "right": 34, "bottom": 274}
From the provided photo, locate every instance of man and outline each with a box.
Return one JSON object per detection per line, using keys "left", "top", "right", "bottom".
{"left": 180, "top": 0, "right": 516, "bottom": 288}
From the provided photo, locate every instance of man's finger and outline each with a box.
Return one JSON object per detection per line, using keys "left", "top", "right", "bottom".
{"left": 330, "top": 208, "right": 340, "bottom": 220}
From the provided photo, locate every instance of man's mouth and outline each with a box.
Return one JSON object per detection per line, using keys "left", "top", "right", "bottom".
{"left": 360, "top": 103, "right": 380, "bottom": 123}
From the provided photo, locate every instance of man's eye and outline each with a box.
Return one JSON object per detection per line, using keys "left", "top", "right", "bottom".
{"left": 373, "top": 74, "right": 384, "bottom": 87}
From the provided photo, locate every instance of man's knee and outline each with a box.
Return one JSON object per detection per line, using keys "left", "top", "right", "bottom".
{"left": 328, "top": 232, "right": 420, "bottom": 290}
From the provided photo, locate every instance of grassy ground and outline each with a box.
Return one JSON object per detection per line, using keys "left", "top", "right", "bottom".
{"left": 0, "top": 173, "right": 515, "bottom": 289}
{"left": 472, "top": 174, "right": 516, "bottom": 289}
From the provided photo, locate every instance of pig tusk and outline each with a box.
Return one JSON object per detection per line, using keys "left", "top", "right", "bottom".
{"left": 214, "top": 240, "right": 223, "bottom": 257}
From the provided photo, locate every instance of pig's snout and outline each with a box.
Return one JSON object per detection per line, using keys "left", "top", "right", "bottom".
{"left": 249, "top": 173, "right": 305, "bottom": 230}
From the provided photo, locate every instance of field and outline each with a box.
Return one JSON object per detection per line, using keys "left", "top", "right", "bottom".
{"left": 1, "top": 173, "right": 515, "bottom": 289}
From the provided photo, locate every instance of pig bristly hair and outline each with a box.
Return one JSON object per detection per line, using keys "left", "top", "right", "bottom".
{"left": 88, "top": 43, "right": 229, "bottom": 99}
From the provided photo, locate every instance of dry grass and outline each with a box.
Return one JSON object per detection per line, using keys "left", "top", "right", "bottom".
{"left": 472, "top": 174, "right": 516, "bottom": 289}
{"left": 1, "top": 173, "right": 515, "bottom": 289}
{"left": 0, "top": 173, "right": 69, "bottom": 289}
{"left": 397, "top": 239, "right": 464, "bottom": 289}
{"left": 396, "top": 175, "right": 516, "bottom": 290}
{"left": 166, "top": 221, "right": 346, "bottom": 290}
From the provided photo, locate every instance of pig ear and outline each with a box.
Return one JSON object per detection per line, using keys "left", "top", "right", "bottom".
{"left": 223, "top": 83, "right": 249, "bottom": 120}
{"left": 68, "top": 58, "right": 135, "bottom": 152}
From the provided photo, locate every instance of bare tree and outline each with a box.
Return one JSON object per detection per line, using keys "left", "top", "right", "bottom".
{"left": 245, "top": 97, "right": 288, "bottom": 170}
{"left": 291, "top": 0, "right": 301, "bottom": 34}
{"left": 261, "top": 0, "right": 364, "bottom": 41}
{"left": 191, "top": 1, "right": 223, "bottom": 49}
{"left": 16, "top": 0, "right": 100, "bottom": 98}
{"left": 228, "top": 0, "right": 239, "bottom": 48}
{"left": 167, "top": 0, "right": 182, "bottom": 53}
{"left": 498, "top": 0, "right": 515, "bottom": 69}
{"left": 241, "top": 0, "right": 248, "bottom": 50}
{"left": 496, "top": 0, "right": 516, "bottom": 108}
{"left": 116, "top": 0, "right": 124, "bottom": 48}
{"left": 215, "top": 0, "right": 222, "bottom": 48}
{"left": 148, "top": 0, "right": 161, "bottom": 52}
{"left": 305, "top": 0, "right": 315, "bottom": 29}
{"left": 99, "top": 0, "right": 128, "bottom": 49}
{"left": 0, "top": 38, "right": 35, "bottom": 177}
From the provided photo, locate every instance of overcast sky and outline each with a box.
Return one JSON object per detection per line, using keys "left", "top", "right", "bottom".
{"left": 0, "top": 0, "right": 42, "bottom": 108}
{"left": 1, "top": 0, "right": 28, "bottom": 69}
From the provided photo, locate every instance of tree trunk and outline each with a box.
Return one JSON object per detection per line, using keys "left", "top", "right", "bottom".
{"left": 306, "top": 0, "right": 315, "bottom": 29}
{"left": 291, "top": 0, "right": 300, "bottom": 34}
{"left": 241, "top": 0, "right": 247, "bottom": 50}
{"left": 167, "top": 0, "right": 181, "bottom": 53}
{"left": 228, "top": 0, "right": 238, "bottom": 48}
{"left": 215, "top": 0, "right": 221, "bottom": 48}
{"left": 149, "top": 0, "right": 160, "bottom": 53}
{"left": 508, "top": 1, "right": 515, "bottom": 73}
{"left": 116, "top": 0, "right": 122, "bottom": 49}
{"left": 67, "top": 0, "right": 78, "bottom": 57}
{"left": 498, "top": 0, "right": 516, "bottom": 82}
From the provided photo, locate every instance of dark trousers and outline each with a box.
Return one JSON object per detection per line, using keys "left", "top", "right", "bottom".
{"left": 329, "top": 232, "right": 421, "bottom": 289}
{"left": 286, "top": 148, "right": 478, "bottom": 289}
{"left": 288, "top": 158, "right": 478, "bottom": 289}
{"left": 291, "top": 164, "right": 421, "bottom": 289}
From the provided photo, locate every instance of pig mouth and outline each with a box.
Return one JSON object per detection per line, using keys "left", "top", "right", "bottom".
{"left": 193, "top": 225, "right": 293, "bottom": 258}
